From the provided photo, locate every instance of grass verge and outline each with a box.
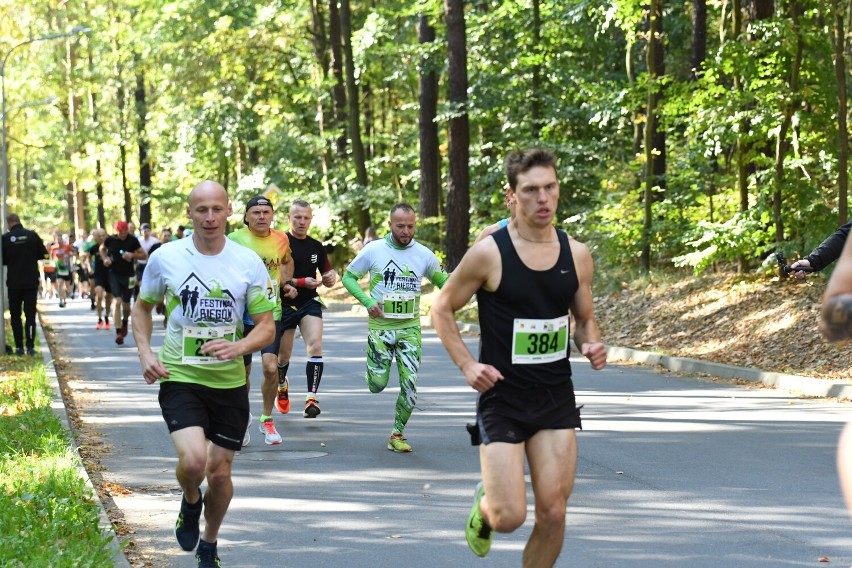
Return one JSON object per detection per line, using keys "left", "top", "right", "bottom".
{"left": 0, "top": 325, "right": 115, "bottom": 566}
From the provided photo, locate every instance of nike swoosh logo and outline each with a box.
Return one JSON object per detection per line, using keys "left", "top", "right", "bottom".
{"left": 561, "top": 269, "right": 571, "bottom": 274}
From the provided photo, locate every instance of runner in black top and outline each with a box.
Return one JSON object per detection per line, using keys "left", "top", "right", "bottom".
{"left": 432, "top": 148, "right": 606, "bottom": 566}
{"left": 101, "top": 221, "right": 146, "bottom": 344}
{"left": 277, "top": 200, "right": 337, "bottom": 418}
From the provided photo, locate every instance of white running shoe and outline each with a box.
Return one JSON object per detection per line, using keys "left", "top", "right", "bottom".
{"left": 259, "top": 418, "right": 282, "bottom": 445}
{"left": 242, "top": 412, "right": 252, "bottom": 447}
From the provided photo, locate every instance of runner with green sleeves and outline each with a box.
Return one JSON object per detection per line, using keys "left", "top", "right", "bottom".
{"left": 342, "top": 203, "right": 448, "bottom": 453}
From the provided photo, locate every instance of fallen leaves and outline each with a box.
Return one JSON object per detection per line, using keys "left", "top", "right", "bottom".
{"left": 595, "top": 273, "right": 852, "bottom": 381}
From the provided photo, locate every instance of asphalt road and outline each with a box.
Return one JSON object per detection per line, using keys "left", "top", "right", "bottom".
{"left": 41, "top": 297, "right": 852, "bottom": 567}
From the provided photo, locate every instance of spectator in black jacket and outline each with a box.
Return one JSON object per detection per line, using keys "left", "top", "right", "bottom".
{"left": 2, "top": 213, "right": 48, "bottom": 355}
{"left": 790, "top": 221, "right": 852, "bottom": 278}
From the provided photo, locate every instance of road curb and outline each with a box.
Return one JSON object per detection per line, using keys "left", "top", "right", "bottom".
{"left": 38, "top": 310, "right": 132, "bottom": 568}
{"left": 392, "top": 304, "right": 852, "bottom": 401}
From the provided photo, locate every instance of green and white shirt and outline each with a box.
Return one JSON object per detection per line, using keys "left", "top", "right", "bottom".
{"left": 344, "top": 235, "right": 448, "bottom": 331}
{"left": 139, "top": 238, "right": 275, "bottom": 388}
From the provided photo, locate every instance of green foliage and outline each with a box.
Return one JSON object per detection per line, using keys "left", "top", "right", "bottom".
{"left": 0, "top": 0, "right": 847, "bottom": 272}
{"left": 0, "top": 349, "right": 115, "bottom": 566}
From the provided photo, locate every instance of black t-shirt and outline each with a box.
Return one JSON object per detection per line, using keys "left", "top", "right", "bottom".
{"left": 2, "top": 224, "right": 48, "bottom": 290}
{"left": 103, "top": 234, "right": 142, "bottom": 277}
{"left": 284, "top": 233, "right": 333, "bottom": 308}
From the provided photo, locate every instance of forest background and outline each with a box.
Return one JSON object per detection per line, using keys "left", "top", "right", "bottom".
{"left": 2, "top": 0, "right": 852, "bottom": 379}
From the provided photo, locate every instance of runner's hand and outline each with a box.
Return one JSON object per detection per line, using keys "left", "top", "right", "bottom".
{"left": 367, "top": 304, "right": 383, "bottom": 318}
{"left": 462, "top": 362, "right": 503, "bottom": 393}
{"left": 581, "top": 342, "right": 607, "bottom": 370}
{"left": 200, "top": 338, "right": 239, "bottom": 361}
{"left": 139, "top": 353, "right": 170, "bottom": 384}
{"left": 282, "top": 284, "right": 298, "bottom": 299}
{"left": 790, "top": 259, "right": 812, "bottom": 279}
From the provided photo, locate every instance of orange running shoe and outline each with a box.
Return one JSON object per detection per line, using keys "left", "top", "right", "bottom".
{"left": 276, "top": 378, "right": 290, "bottom": 414}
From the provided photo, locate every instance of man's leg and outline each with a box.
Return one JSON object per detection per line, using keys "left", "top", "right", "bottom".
{"left": 200, "top": 442, "right": 237, "bottom": 543}
{"left": 170, "top": 426, "right": 208, "bottom": 550}
{"left": 838, "top": 422, "right": 852, "bottom": 514}
{"left": 299, "top": 315, "right": 324, "bottom": 416}
{"left": 22, "top": 289, "right": 38, "bottom": 352}
{"left": 8, "top": 289, "right": 25, "bottom": 352}
{"left": 171, "top": 427, "right": 208, "bottom": 503}
{"left": 478, "top": 441, "right": 529, "bottom": 533}
{"left": 260, "top": 352, "right": 280, "bottom": 417}
{"left": 391, "top": 327, "right": 422, "bottom": 435}
{"left": 258, "top": 322, "right": 284, "bottom": 444}
{"left": 522, "top": 429, "right": 577, "bottom": 568}
{"left": 276, "top": 326, "right": 297, "bottom": 414}
{"left": 365, "top": 329, "right": 394, "bottom": 394}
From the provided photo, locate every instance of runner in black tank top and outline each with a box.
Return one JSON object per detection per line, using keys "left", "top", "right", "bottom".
{"left": 478, "top": 226, "right": 578, "bottom": 390}
{"left": 432, "top": 148, "right": 607, "bottom": 566}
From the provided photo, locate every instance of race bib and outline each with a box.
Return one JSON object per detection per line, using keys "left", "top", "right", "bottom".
{"left": 182, "top": 325, "right": 236, "bottom": 364}
{"left": 511, "top": 315, "right": 569, "bottom": 364}
{"left": 382, "top": 291, "right": 415, "bottom": 319}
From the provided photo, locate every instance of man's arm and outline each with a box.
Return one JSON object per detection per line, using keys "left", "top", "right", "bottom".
{"left": 342, "top": 269, "right": 381, "bottom": 317}
{"left": 280, "top": 257, "right": 297, "bottom": 299}
{"left": 432, "top": 241, "right": 504, "bottom": 392}
{"left": 567, "top": 240, "right": 607, "bottom": 370}
{"left": 321, "top": 268, "right": 338, "bottom": 288}
{"left": 820, "top": 235, "right": 852, "bottom": 341}
{"left": 794, "top": 221, "right": 852, "bottom": 274}
{"left": 132, "top": 299, "right": 170, "bottom": 384}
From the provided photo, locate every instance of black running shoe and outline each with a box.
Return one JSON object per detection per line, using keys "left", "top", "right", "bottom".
{"left": 174, "top": 491, "right": 203, "bottom": 551}
{"left": 195, "top": 539, "right": 221, "bottom": 567}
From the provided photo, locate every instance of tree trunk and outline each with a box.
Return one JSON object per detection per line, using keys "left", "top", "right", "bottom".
{"left": 329, "top": 0, "right": 347, "bottom": 158}
{"left": 691, "top": 0, "right": 707, "bottom": 79}
{"left": 340, "top": 0, "right": 371, "bottom": 232}
{"left": 531, "top": 0, "right": 542, "bottom": 139}
{"left": 85, "top": 37, "right": 105, "bottom": 230}
{"left": 134, "top": 54, "right": 150, "bottom": 226}
{"left": 445, "top": 0, "right": 470, "bottom": 271}
{"left": 64, "top": 37, "right": 84, "bottom": 233}
{"left": 418, "top": 15, "right": 440, "bottom": 219}
{"left": 641, "top": 0, "right": 665, "bottom": 272}
{"left": 773, "top": 1, "right": 803, "bottom": 245}
{"left": 834, "top": 0, "right": 849, "bottom": 224}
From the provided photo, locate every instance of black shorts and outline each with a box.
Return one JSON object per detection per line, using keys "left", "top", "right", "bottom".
{"left": 93, "top": 273, "right": 111, "bottom": 293}
{"left": 476, "top": 381, "right": 581, "bottom": 445}
{"left": 158, "top": 381, "right": 249, "bottom": 452}
{"left": 56, "top": 272, "right": 73, "bottom": 282}
{"left": 109, "top": 272, "right": 133, "bottom": 303}
{"left": 280, "top": 300, "right": 323, "bottom": 331}
{"left": 241, "top": 319, "right": 284, "bottom": 366}
{"left": 45, "top": 272, "right": 57, "bottom": 282}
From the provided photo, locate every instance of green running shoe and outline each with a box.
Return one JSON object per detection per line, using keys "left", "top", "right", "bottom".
{"left": 466, "top": 482, "right": 493, "bottom": 557}
{"left": 387, "top": 433, "right": 412, "bottom": 453}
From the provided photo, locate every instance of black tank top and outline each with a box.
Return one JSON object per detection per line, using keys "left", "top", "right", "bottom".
{"left": 477, "top": 227, "right": 578, "bottom": 389}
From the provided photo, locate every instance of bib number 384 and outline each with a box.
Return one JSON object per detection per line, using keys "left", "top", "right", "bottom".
{"left": 182, "top": 325, "right": 236, "bottom": 364}
{"left": 511, "top": 316, "right": 569, "bottom": 364}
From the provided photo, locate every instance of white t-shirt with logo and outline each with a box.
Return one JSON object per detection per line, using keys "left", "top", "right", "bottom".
{"left": 139, "top": 238, "right": 274, "bottom": 388}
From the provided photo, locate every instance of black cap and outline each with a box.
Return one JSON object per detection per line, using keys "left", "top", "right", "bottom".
{"left": 244, "top": 196, "right": 274, "bottom": 226}
{"left": 245, "top": 195, "right": 274, "bottom": 211}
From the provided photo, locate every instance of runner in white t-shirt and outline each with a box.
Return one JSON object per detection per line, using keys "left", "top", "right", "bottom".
{"left": 131, "top": 181, "right": 275, "bottom": 568}
{"left": 342, "top": 203, "right": 448, "bottom": 453}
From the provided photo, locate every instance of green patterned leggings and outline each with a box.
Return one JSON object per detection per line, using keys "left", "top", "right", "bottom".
{"left": 365, "top": 327, "right": 422, "bottom": 435}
